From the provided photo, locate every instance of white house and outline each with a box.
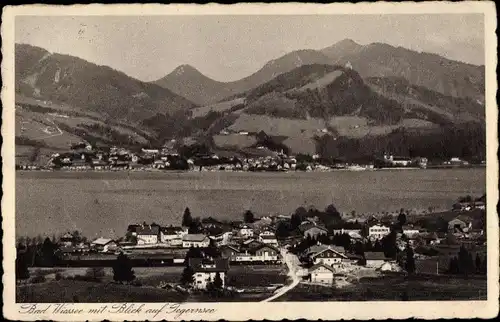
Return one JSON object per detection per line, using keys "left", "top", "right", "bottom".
{"left": 182, "top": 234, "right": 210, "bottom": 248}
{"left": 309, "top": 263, "right": 335, "bottom": 284}
{"left": 91, "top": 238, "right": 117, "bottom": 253}
{"left": 189, "top": 258, "right": 229, "bottom": 290}
{"left": 369, "top": 224, "right": 391, "bottom": 239}
{"left": 364, "top": 252, "right": 387, "bottom": 268}
{"left": 136, "top": 225, "right": 160, "bottom": 245}
{"left": 160, "top": 226, "right": 185, "bottom": 246}
{"left": 258, "top": 231, "right": 279, "bottom": 246}
{"left": 233, "top": 244, "right": 280, "bottom": 263}
{"left": 402, "top": 225, "right": 420, "bottom": 238}
{"left": 310, "top": 246, "right": 348, "bottom": 267}
{"left": 238, "top": 226, "right": 254, "bottom": 238}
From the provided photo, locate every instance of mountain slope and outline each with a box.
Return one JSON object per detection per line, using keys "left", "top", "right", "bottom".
{"left": 153, "top": 49, "right": 333, "bottom": 105}
{"left": 16, "top": 44, "right": 196, "bottom": 124}
{"left": 320, "top": 40, "right": 485, "bottom": 103}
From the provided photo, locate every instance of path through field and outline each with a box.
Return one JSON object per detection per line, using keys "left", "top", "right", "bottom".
{"left": 36, "top": 117, "right": 63, "bottom": 140}
{"left": 261, "top": 248, "right": 300, "bottom": 302}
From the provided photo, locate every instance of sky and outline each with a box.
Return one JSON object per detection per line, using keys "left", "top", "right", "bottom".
{"left": 16, "top": 14, "right": 484, "bottom": 82}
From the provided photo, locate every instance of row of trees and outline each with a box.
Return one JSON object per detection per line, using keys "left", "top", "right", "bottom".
{"left": 448, "top": 246, "right": 487, "bottom": 276}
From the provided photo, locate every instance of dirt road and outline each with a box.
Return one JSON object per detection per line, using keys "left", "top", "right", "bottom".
{"left": 261, "top": 248, "right": 301, "bottom": 302}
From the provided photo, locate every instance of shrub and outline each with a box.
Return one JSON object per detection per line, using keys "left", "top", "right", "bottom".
{"left": 30, "top": 275, "right": 46, "bottom": 284}
{"left": 55, "top": 272, "right": 63, "bottom": 281}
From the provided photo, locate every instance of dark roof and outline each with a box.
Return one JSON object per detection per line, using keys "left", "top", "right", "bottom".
{"left": 189, "top": 258, "right": 229, "bottom": 273}
{"left": 161, "top": 226, "right": 183, "bottom": 235}
{"left": 250, "top": 243, "right": 279, "bottom": 253}
{"left": 136, "top": 225, "right": 160, "bottom": 235}
{"left": 183, "top": 234, "right": 208, "bottom": 242}
{"left": 364, "top": 252, "right": 386, "bottom": 260}
{"left": 309, "top": 263, "right": 335, "bottom": 273}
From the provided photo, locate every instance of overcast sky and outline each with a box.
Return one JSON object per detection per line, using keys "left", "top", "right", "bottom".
{"left": 16, "top": 14, "right": 484, "bottom": 82}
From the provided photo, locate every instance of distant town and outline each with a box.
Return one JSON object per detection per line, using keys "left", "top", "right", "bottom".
{"left": 16, "top": 193, "right": 486, "bottom": 302}
{"left": 16, "top": 141, "right": 485, "bottom": 172}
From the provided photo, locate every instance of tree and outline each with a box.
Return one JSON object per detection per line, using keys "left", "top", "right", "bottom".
{"left": 182, "top": 207, "right": 193, "bottom": 227}
{"left": 213, "top": 272, "right": 223, "bottom": 290}
{"left": 381, "top": 231, "right": 398, "bottom": 259}
{"left": 243, "top": 210, "right": 255, "bottom": 223}
{"left": 397, "top": 209, "right": 407, "bottom": 227}
{"left": 275, "top": 221, "right": 291, "bottom": 239}
{"left": 112, "top": 252, "right": 135, "bottom": 284}
{"left": 40, "top": 237, "right": 57, "bottom": 267}
{"left": 86, "top": 267, "right": 105, "bottom": 281}
{"left": 188, "top": 217, "right": 202, "bottom": 234}
{"left": 405, "top": 243, "right": 416, "bottom": 274}
{"left": 16, "top": 252, "right": 30, "bottom": 282}
{"left": 180, "top": 265, "right": 195, "bottom": 285}
{"left": 475, "top": 254, "right": 481, "bottom": 274}
{"left": 448, "top": 256, "right": 459, "bottom": 274}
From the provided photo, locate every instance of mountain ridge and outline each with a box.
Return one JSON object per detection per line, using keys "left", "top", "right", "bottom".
{"left": 154, "top": 39, "right": 484, "bottom": 106}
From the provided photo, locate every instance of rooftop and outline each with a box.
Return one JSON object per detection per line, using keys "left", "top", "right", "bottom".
{"left": 182, "top": 234, "right": 208, "bottom": 242}
{"left": 364, "top": 252, "right": 386, "bottom": 260}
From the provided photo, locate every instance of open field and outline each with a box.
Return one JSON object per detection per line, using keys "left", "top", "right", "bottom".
{"left": 18, "top": 265, "right": 285, "bottom": 303}
{"left": 275, "top": 274, "right": 487, "bottom": 301}
{"left": 16, "top": 168, "right": 485, "bottom": 238}
{"left": 16, "top": 280, "right": 187, "bottom": 303}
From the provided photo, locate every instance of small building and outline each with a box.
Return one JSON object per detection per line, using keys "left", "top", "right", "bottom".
{"left": 258, "top": 232, "right": 279, "bottom": 246}
{"left": 304, "top": 226, "right": 328, "bottom": 239}
{"left": 309, "top": 263, "right": 335, "bottom": 284}
{"left": 364, "top": 252, "right": 387, "bottom": 268}
{"left": 310, "top": 246, "right": 348, "bottom": 267}
{"left": 242, "top": 238, "right": 263, "bottom": 250}
{"left": 59, "top": 232, "right": 75, "bottom": 247}
{"left": 160, "top": 226, "right": 185, "bottom": 246}
{"left": 220, "top": 244, "right": 240, "bottom": 260}
{"left": 189, "top": 258, "right": 229, "bottom": 290}
{"left": 91, "top": 238, "right": 117, "bottom": 253}
{"left": 402, "top": 225, "right": 420, "bottom": 238}
{"left": 238, "top": 226, "right": 254, "bottom": 238}
{"left": 368, "top": 224, "right": 391, "bottom": 240}
{"left": 182, "top": 234, "right": 210, "bottom": 248}
{"left": 136, "top": 225, "right": 160, "bottom": 245}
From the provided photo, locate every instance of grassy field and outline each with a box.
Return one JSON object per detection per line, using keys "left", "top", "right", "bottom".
{"left": 16, "top": 280, "right": 187, "bottom": 303}
{"left": 18, "top": 265, "right": 285, "bottom": 303}
{"left": 276, "top": 274, "right": 487, "bottom": 301}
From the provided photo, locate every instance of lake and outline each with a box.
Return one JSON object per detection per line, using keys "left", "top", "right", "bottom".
{"left": 15, "top": 169, "right": 485, "bottom": 239}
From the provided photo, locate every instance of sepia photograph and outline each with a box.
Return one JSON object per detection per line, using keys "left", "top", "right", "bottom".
{"left": 2, "top": 2, "right": 498, "bottom": 321}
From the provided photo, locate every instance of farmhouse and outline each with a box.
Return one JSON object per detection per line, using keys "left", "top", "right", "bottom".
{"left": 160, "top": 226, "right": 185, "bottom": 245}
{"left": 233, "top": 244, "right": 280, "bottom": 263}
{"left": 258, "top": 231, "right": 279, "bottom": 246}
{"left": 189, "top": 258, "right": 229, "bottom": 290}
{"left": 310, "top": 246, "right": 348, "bottom": 267}
{"left": 136, "top": 225, "right": 160, "bottom": 245}
{"left": 309, "top": 263, "right": 335, "bottom": 284}
{"left": 238, "top": 226, "right": 254, "bottom": 238}
{"left": 364, "top": 252, "right": 387, "bottom": 268}
{"left": 182, "top": 234, "right": 210, "bottom": 248}
{"left": 402, "top": 225, "right": 421, "bottom": 238}
{"left": 90, "top": 238, "right": 117, "bottom": 253}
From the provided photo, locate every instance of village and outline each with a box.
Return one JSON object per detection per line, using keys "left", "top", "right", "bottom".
{"left": 16, "top": 193, "right": 487, "bottom": 301}
{"left": 16, "top": 140, "right": 482, "bottom": 172}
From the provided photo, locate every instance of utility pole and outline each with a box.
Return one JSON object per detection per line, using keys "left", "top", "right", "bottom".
{"left": 436, "top": 260, "right": 439, "bottom": 275}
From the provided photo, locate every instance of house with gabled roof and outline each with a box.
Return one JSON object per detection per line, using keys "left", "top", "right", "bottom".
{"left": 136, "top": 224, "right": 160, "bottom": 245}
{"left": 189, "top": 258, "right": 229, "bottom": 290}
{"left": 90, "top": 238, "right": 117, "bottom": 253}
{"left": 364, "top": 252, "right": 387, "bottom": 268}
{"left": 182, "top": 234, "right": 210, "bottom": 248}
{"left": 309, "top": 263, "right": 335, "bottom": 284}
{"left": 309, "top": 246, "right": 348, "bottom": 266}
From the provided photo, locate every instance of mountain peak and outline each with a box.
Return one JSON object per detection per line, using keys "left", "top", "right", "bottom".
{"left": 172, "top": 64, "right": 200, "bottom": 76}
{"left": 336, "top": 38, "right": 360, "bottom": 46}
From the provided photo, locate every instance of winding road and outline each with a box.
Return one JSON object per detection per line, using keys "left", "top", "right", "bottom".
{"left": 261, "top": 248, "right": 301, "bottom": 302}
